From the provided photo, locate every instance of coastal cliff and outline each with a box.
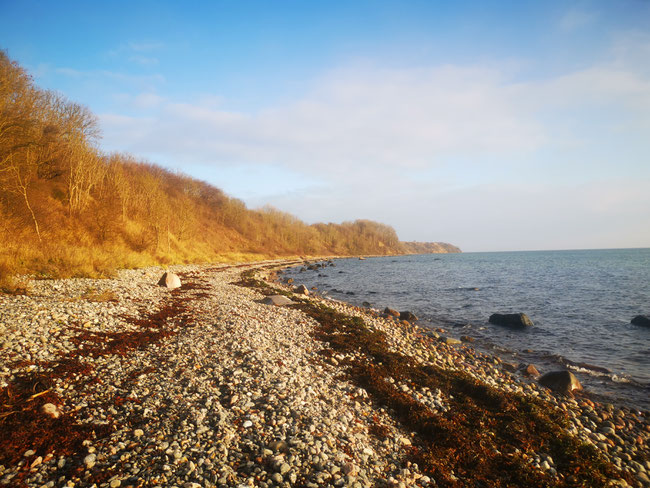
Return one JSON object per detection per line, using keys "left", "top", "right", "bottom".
{"left": 401, "top": 241, "right": 461, "bottom": 254}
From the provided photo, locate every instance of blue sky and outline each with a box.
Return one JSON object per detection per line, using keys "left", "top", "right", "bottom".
{"left": 1, "top": 0, "right": 649, "bottom": 251}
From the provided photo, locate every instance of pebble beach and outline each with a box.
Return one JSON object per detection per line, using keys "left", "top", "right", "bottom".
{"left": 1, "top": 261, "right": 649, "bottom": 488}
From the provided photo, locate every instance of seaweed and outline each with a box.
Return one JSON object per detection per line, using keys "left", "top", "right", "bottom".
{"left": 0, "top": 276, "right": 203, "bottom": 481}
{"left": 238, "top": 270, "right": 634, "bottom": 488}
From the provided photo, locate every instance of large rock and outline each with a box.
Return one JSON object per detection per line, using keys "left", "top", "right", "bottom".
{"left": 538, "top": 371, "right": 582, "bottom": 394}
{"left": 384, "top": 307, "right": 400, "bottom": 318}
{"left": 488, "top": 313, "right": 533, "bottom": 328}
{"left": 261, "top": 295, "right": 296, "bottom": 306}
{"left": 295, "top": 284, "right": 309, "bottom": 296}
{"left": 399, "top": 311, "right": 418, "bottom": 321}
{"left": 158, "top": 272, "right": 181, "bottom": 289}
{"left": 631, "top": 315, "right": 650, "bottom": 327}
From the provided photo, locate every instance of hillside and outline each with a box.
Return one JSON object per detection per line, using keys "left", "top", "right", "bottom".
{"left": 0, "top": 51, "right": 458, "bottom": 290}
{"left": 402, "top": 241, "right": 461, "bottom": 254}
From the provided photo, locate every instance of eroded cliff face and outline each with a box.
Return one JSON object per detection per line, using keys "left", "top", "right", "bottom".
{"left": 400, "top": 241, "right": 462, "bottom": 254}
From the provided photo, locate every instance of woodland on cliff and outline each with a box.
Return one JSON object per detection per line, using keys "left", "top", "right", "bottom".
{"left": 0, "top": 51, "right": 458, "bottom": 290}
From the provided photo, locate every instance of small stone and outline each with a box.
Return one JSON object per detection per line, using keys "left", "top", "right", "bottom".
{"left": 24, "top": 450, "right": 35, "bottom": 457}
{"left": 41, "top": 403, "right": 60, "bottom": 418}
{"left": 110, "top": 480, "right": 121, "bottom": 488}
{"left": 268, "top": 440, "right": 288, "bottom": 452}
{"left": 83, "top": 453, "right": 96, "bottom": 468}
{"left": 280, "top": 463, "right": 291, "bottom": 475}
{"left": 133, "top": 429, "right": 144, "bottom": 437}
{"left": 243, "top": 420, "right": 253, "bottom": 428}
{"left": 524, "top": 364, "right": 540, "bottom": 377}
{"left": 637, "top": 472, "right": 650, "bottom": 484}
{"left": 270, "top": 473, "right": 283, "bottom": 483}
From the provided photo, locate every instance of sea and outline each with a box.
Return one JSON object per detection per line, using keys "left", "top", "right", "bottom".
{"left": 281, "top": 248, "right": 650, "bottom": 411}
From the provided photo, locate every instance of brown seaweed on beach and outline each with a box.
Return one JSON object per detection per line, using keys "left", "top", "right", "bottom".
{"left": 238, "top": 269, "right": 634, "bottom": 488}
{"left": 0, "top": 277, "right": 202, "bottom": 480}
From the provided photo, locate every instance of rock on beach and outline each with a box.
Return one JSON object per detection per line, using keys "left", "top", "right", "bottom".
{"left": 0, "top": 261, "right": 647, "bottom": 488}
{"left": 261, "top": 295, "right": 296, "bottom": 306}
{"left": 538, "top": 370, "right": 582, "bottom": 394}
{"left": 157, "top": 271, "right": 181, "bottom": 289}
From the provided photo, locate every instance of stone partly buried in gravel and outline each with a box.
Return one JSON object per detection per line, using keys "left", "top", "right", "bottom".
{"left": 158, "top": 271, "right": 182, "bottom": 289}
{"left": 260, "top": 294, "right": 296, "bottom": 306}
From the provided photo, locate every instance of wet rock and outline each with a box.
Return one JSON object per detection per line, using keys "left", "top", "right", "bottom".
{"left": 631, "top": 315, "right": 650, "bottom": 327}
{"left": 295, "top": 284, "right": 310, "bottom": 295}
{"left": 523, "top": 364, "right": 540, "bottom": 377}
{"left": 399, "top": 311, "right": 418, "bottom": 321}
{"left": 539, "top": 371, "right": 582, "bottom": 394}
{"left": 384, "top": 308, "right": 400, "bottom": 318}
{"left": 488, "top": 313, "right": 534, "bottom": 328}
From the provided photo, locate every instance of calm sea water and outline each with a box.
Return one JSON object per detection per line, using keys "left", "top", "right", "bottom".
{"left": 283, "top": 249, "right": 650, "bottom": 411}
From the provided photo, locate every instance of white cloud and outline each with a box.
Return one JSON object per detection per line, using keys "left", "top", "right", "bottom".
{"left": 99, "top": 64, "right": 546, "bottom": 178}
{"left": 96, "top": 39, "right": 650, "bottom": 250}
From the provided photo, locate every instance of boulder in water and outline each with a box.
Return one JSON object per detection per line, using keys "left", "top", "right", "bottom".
{"left": 158, "top": 272, "right": 181, "bottom": 289}
{"left": 488, "top": 313, "right": 533, "bottom": 328}
{"left": 261, "top": 295, "right": 296, "bottom": 306}
{"left": 399, "top": 311, "right": 418, "bottom": 321}
{"left": 631, "top": 315, "right": 650, "bottom": 327}
{"left": 538, "top": 371, "right": 582, "bottom": 394}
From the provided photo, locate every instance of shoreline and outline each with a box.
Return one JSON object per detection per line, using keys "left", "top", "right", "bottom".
{"left": 279, "top": 254, "right": 650, "bottom": 413}
{"left": 0, "top": 261, "right": 648, "bottom": 487}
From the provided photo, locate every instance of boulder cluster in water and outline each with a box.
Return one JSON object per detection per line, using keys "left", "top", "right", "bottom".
{"left": 0, "top": 262, "right": 648, "bottom": 487}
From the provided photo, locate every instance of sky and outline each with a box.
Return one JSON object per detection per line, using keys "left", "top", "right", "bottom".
{"left": 1, "top": 0, "right": 649, "bottom": 252}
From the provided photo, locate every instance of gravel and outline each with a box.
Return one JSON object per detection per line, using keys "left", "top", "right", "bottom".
{"left": 0, "top": 261, "right": 648, "bottom": 487}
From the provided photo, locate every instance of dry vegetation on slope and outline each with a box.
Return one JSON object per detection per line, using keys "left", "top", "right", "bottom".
{"left": 0, "top": 51, "right": 458, "bottom": 290}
